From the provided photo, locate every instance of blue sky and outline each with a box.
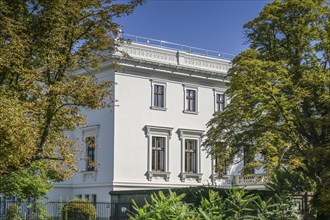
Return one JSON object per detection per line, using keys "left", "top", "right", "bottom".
{"left": 116, "top": 0, "right": 272, "bottom": 56}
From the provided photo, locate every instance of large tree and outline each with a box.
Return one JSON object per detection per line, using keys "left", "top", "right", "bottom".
{"left": 203, "top": 0, "right": 329, "bottom": 215}
{"left": 0, "top": 0, "right": 142, "bottom": 198}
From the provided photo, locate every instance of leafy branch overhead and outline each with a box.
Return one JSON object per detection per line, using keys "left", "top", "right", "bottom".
{"left": 0, "top": 0, "right": 143, "bottom": 198}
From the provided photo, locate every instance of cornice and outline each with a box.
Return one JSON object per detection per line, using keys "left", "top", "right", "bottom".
{"left": 112, "top": 43, "right": 231, "bottom": 81}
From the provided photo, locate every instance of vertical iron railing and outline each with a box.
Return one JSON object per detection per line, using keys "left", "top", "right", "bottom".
{"left": 0, "top": 199, "right": 132, "bottom": 220}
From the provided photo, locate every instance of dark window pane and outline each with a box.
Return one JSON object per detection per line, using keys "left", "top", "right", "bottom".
{"left": 154, "top": 85, "right": 165, "bottom": 108}
{"left": 86, "top": 136, "right": 95, "bottom": 171}
{"left": 152, "top": 136, "right": 165, "bottom": 171}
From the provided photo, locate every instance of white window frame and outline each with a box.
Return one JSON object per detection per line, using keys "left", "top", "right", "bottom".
{"left": 150, "top": 80, "right": 167, "bottom": 111}
{"left": 213, "top": 89, "right": 226, "bottom": 113}
{"left": 178, "top": 128, "right": 204, "bottom": 182}
{"left": 145, "top": 125, "right": 173, "bottom": 181}
{"left": 183, "top": 85, "right": 198, "bottom": 114}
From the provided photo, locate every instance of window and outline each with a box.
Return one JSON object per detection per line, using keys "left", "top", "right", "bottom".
{"left": 86, "top": 136, "right": 95, "bottom": 171}
{"left": 183, "top": 85, "right": 198, "bottom": 114}
{"left": 76, "top": 194, "right": 82, "bottom": 199}
{"left": 151, "top": 80, "right": 167, "bottom": 110}
{"left": 152, "top": 137, "right": 165, "bottom": 171}
{"left": 81, "top": 125, "right": 99, "bottom": 175}
{"left": 244, "top": 147, "right": 255, "bottom": 174}
{"left": 85, "top": 194, "right": 90, "bottom": 201}
{"left": 214, "top": 90, "right": 226, "bottom": 112}
{"left": 145, "top": 125, "right": 173, "bottom": 181}
{"left": 178, "top": 128, "right": 204, "bottom": 182}
{"left": 186, "top": 90, "right": 196, "bottom": 111}
{"left": 154, "top": 85, "right": 165, "bottom": 108}
{"left": 91, "top": 194, "right": 97, "bottom": 206}
{"left": 185, "top": 139, "right": 197, "bottom": 173}
{"left": 215, "top": 93, "right": 225, "bottom": 112}
{"left": 215, "top": 157, "right": 228, "bottom": 175}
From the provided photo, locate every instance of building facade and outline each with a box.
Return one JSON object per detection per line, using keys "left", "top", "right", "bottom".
{"left": 47, "top": 36, "right": 266, "bottom": 203}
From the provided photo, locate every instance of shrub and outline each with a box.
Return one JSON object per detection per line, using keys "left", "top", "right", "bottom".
{"left": 6, "top": 205, "right": 22, "bottom": 220}
{"left": 130, "top": 191, "right": 196, "bottom": 220}
{"left": 62, "top": 199, "right": 96, "bottom": 220}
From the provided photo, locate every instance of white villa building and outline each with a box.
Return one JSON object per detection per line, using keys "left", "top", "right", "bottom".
{"left": 46, "top": 35, "right": 266, "bottom": 203}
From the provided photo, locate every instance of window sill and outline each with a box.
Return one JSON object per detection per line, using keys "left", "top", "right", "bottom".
{"left": 150, "top": 106, "right": 167, "bottom": 111}
{"left": 180, "top": 172, "right": 203, "bottom": 183}
{"left": 146, "top": 171, "right": 171, "bottom": 182}
{"left": 81, "top": 170, "right": 97, "bottom": 181}
{"left": 183, "top": 110, "right": 198, "bottom": 115}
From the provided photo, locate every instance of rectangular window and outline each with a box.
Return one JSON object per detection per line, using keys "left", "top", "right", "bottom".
{"left": 86, "top": 136, "right": 95, "bottom": 171}
{"left": 185, "top": 139, "right": 197, "bottom": 173}
{"left": 85, "top": 194, "right": 90, "bottom": 201}
{"left": 152, "top": 136, "right": 165, "bottom": 171}
{"left": 91, "top": 194, "right": 97, "bottom": 206}
{"left": 76, "top": 194, "right": 82, "bottom": 199}
{"left": 216, "top": 93, "right": 225, "bottom": 112}
{"left": 186, "top": 89, "right": 196, "bottom": 112}
{"left": 154, "top": 85, "right": 165, "bottom": 108}
{"left": 243, "top": 147, "right": 254, "bottom": 174}
{"left": 215, "top": 158, "right": 227, "bottom": 175}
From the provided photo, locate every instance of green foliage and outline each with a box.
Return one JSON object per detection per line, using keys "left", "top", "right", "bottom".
{"left": 203, "top": 0, "right": 330, "bottom": 215}
{"left": 130, "top": 187, "right": 298, "bottom": 220}
{"left": 0, "top": 0, "right": 143, "bottom": 198}
{"left": 267, "top": 168, "right": 316, "bottom": 194}
{"left": 62, "top": 199, "right": 96, "bottom": 220}
{"left": 222, "top": 187, "right": 259, "bottom": 219}
{"left": 0, "top": 168, "right": 52, "bottom": 199}
{"left": 6, "top": 205, "right": 22, "bottom": 220}
{"left": 130, "top": 191, "right": 196, "bottom": 220}
{"left": 197, "top": 190, "right": 225, "bottom": 220}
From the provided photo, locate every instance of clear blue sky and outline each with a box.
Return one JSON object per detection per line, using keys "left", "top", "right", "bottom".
{"left": 115, "top": 0, "right": 272, "bottom": 56}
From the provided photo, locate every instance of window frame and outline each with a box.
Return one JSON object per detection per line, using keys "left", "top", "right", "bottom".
{"left": 150, "top": 80, "right": 167, "bottom": 111}
{"left": 178, "top": 128, "right": 204, "bottom": 182}
{"left": 81, "top": 125, "right": 99, "bottom": 173}
{"left": 183, "top": 85, "right": 198, "bottom": 114}
{"left": 213, "top": 89, "right": 226, "bottom": 113}
{"left": 185, "top": 139, "right": 198, "bottom": 173}
{"left": 151, "top": 136, "right": 166, "bottom": 172}
{"left": 86, "top": 136, "right": 96, "bottom": 171}
{"left": 145, "top": 125, "right": 173, "bottom": 181}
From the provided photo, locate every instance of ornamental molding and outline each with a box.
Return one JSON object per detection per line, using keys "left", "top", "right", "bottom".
{"left": 177, "top": 128, "right": 205, "bottom": 140}
{"left": 144, "top": 125, "right": 174, "bottom": 138}
{"left": 114, "top": 43, "right": 231, "bottom": 78}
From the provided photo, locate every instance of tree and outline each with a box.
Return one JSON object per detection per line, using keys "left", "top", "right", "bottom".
{"left": 203, "top": 0, "right": 329, "bottom": 216}
{"left": 0, "top": 0, "right": 143, "bottom": 198}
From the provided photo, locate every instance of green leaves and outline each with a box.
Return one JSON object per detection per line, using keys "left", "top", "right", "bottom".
{"left": 130, "top": 188, "right": 298, "bottom": 220}
{"left": 0, "top": 0, "right": 143, "bottom": 198}
{"left": 130, "top": 191, "right": 195, "bottom": 220}
{"left": 203, "top": 0, "right": 329, "bottom": 215}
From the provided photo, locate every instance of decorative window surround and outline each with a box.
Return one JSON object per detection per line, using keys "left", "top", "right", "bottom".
{"left": 178, "top": 128, "right": 204, "bottom": 182}
{"left": 81, "top": 125, "right": 99, "bottom": 181}
{"left": 144, "top": 125, "right": 173, "bottom": 182}
{"left": 183, "top": 85, "right": 198, "bottom": 114}
{"left": 150, "top": 80, "right": 167, "bottom": 111}
{"left": 213, "top": 89, "right": 226, "bottom": 113}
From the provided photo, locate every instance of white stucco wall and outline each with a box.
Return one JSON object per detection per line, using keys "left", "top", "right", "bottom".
{"left": 47, "top": 42, "right": 257, "bottom": 202}
{"left": 112, "top": 69, "right": 226, "bottom": 190}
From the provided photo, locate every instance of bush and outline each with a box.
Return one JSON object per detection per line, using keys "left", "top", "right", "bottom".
{"left": 6, "top": 205, "right": 22, "bottom": 220}
{"left": 62, "top": 199, "right": 96, "bottom": 220}
{"left": 130, "top": 191, "right": 196, "bottom": 220}
{"left": 130, "top": 187, "right": 299, "bottom": 220}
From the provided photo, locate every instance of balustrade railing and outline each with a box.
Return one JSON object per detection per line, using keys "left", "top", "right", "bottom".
{"left": 121, "top": 33, "right": 235, "bottom": 61}
{"left": 234, "top": 174, "right": 268, "bottom": 186}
